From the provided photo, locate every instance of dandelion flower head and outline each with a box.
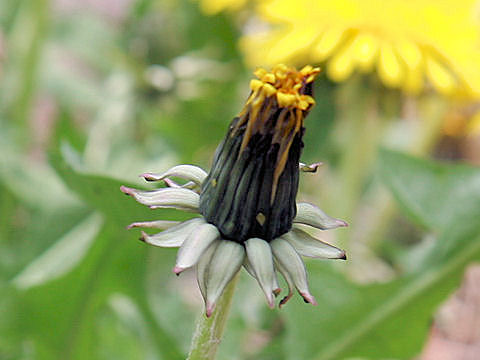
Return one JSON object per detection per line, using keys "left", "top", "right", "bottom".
{"left": 121, "top": 65, "right": 347, "bottom": 317}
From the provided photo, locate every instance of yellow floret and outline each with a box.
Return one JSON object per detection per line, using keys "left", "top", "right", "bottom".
{"left": 277, "top": 92, "right": 297, "bottom": 107}
{"left": 250, "top": 79, "right": 264, "bottom": 92}
{"left": 250, "top": 64, "right": 320, "bottom": 109}
{"left": 262, "top": 83, "right": 277, "bottom": 97}
{"left": 263, "top": 73, "right": 276, "bottom": 84}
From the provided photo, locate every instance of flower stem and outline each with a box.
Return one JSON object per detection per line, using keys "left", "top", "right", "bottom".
{"left": 187, "top": 272, "right": 239, "bottom": 360}
{"left": 6, "top": 0, "right": 50, "bottom": 143}
{"left": 332, "top": 78, "right": 384, "bottom": 249}
{"left": 363, "top": 95, "right": 447, "bottom": 251}
{"left": 409, "top": 95, "right": 447, "bottom": 156}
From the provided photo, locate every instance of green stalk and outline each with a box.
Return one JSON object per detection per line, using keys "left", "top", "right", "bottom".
{"left": 332, "top": 78, "right": 385, "bottom": 249}
{"left": 363, "top": 95, "right": 447, "bottom": 251}
{"left": 187, "top": 273, "right": 239, "bottom": 360}
{"left": 409, "top": 95, "right": 447, "bottom": 156}
{"left": 5, "top": 0, "right": 50, "bottom": 143}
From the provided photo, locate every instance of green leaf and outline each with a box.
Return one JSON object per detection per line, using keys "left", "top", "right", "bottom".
{"left": 49, "top": 151, "right": 191, "bottom": 226}
{"left": 6, "top": 221, "right": 186, "bottom": 360}
{"left": 12, "top": 212, "right": 103, "bottom": 289}
{"left": 0, "top": 147, "right": 93, "bottom": 281}
{"left": 284, "top": 231, "right": 480, "bottom": 360}
{"left": 2, "top": 151, "right": 197, "bottom": 359}
{"left": 379, "top": 149, "right": 480, "bottom": 233}
{"left": 0, "top": 146, "right": 79, "bottom": 211}
{"left": 280, "top": 151, "right": 480, "bottom": 360}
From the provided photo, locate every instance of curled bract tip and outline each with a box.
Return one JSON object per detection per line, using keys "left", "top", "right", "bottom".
{"left": 279, "top": 292, "right": 293, "bottom": 308}
{"left": 140, "top": 173, "right": 155, "bottom": 181}
{"left": 173, "top": 266, "right": 184, "bottom": 275}
{"left": 299, "top": 162, "right": 323, "bottom": 173}
{"left": 120, "top": 185, "right": 134, "bottom": 196}
{"left": 300, "top": 292, "right": 318, "bottom": 306}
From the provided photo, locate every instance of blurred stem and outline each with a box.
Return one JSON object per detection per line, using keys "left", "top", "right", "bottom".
{"left": 366, "top": 96, "right": 447, "bottom": 250}
{"left": 409, "top": 96, "right": 447, "bottom": 155}
{"left": 187, "top": 273, "right": 239, "bottom": 360}
{"left": 333, "top": 79, "right": 384, "bottom": 248}
{"left": 10, "top": 0, "right": 50, "bottom": 141}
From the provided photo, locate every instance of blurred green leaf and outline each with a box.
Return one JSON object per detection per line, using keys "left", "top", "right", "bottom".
{"left": 6, "top": 221, "right": 185, "bottom": 360}
{"left": 0, "top": 145, "right": 93, "bottom": 280}
{"left": 0, "top": 148, "right": 79, "bottom": 211}
{"left": 379, "top": 149, "right": 480, "bottom": 233}
{"left": 183, "top": 4, "right": 240, "bottom": 59}
{"left": 150, "top": 74, "right": 245, "bottom": 162}
{"left": 281, "top": 151, "right": 480, "bottom": 360}
{"left": 380, "top": 149, "right": 480, "bottom": 268}
{"left": 12, "top": 212, "right": 103, "bottom": 289}
{"left": 4, "top": 149, "right": 193, "bottom": 359}
{"left": 0, "top": 0, "right": 49, "bottom": 137}
{"left": 96, "top": 293, "right": 158, "bottom": 360}
{"left": 49, "top": 151, "right": 191, "bottom": 226}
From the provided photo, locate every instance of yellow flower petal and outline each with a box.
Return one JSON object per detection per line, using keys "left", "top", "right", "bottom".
{"left": 265, "top": 27, "right": 318, "bottom": 65}
{"left": 199, "top": 0, "right": 246, "bottom": 14}
{"left": 352, "top": 33, "right": 379, "bottom": 72}
{"left": 327, "top": 42, "right": 355, "bottom": 82}
{"left": 312, "top": 27, "right": 347, "bottom": 62}
{"left": 378, "top": 42, "right": 403, "bottom": 88}
{"left": 396, "top": 40, "right": 422, "bottom": 70}
{"left": 425, "top": 56, "right": 456, "bottom": 95}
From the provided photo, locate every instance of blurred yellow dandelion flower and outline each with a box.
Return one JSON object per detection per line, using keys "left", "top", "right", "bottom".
{"left": 198, "top": 0, "right": 247, "bottom": 14}
{"left": 241, "top": 0, "right": 480, "bottom": 97}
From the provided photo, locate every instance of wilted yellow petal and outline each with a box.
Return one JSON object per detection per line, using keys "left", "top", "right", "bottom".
{"left": 327, "top": 42, "right": 355, "bottom": 82}
{"left": 352, "top": 33, "right": 379, "bottom": 71}
{"left": 425, "top": 56, "right": 456, "bottom": 95}
{"left": 312, "top": 27, "right": 346, "bottom": 62}
{"left": 378, "top": 43, "right": 403, "bottom": 88}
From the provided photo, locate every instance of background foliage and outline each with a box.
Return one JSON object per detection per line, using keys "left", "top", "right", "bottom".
{"left": 1, "top": 1, "right": 480, "bottom": 359}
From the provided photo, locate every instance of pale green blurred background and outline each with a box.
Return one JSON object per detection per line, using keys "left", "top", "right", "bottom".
{"left": 1, "top": 1, "right": 480, "bottom": 359}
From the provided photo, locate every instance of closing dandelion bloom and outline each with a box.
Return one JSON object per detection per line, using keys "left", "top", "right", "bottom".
{"left": 121, "top": 65, "right": 347, "bottom": 317}
{"left": 241, "top": 0, "right": 480, "bottom": 97}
